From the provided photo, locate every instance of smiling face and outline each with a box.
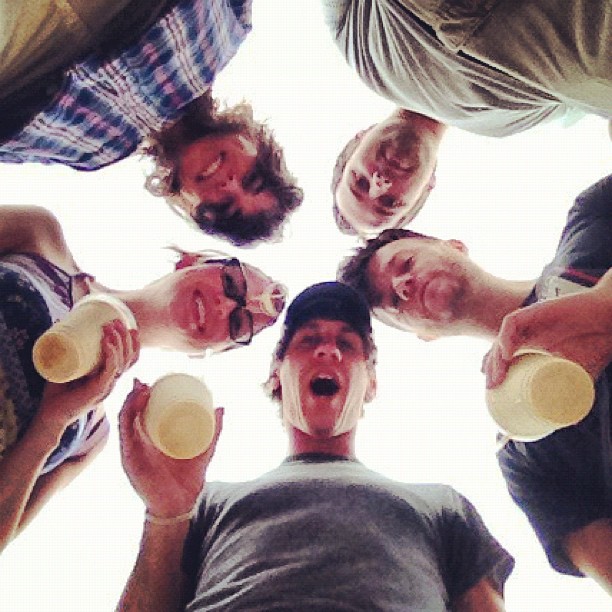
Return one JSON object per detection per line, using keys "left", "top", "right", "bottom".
{"left": 144, "top": 260, "right": 285, "bottom": 353}
{"left": 367, "top": 237, "right": 471, "bottom": 336}
{"left": 335, "top": 119, "right": 437, "bottom": 236}
{"left": 276, "top": 319, "right": 376, "bottom": 438}
{"left": 177, "top": 133, "right": 277, "bottom": 226}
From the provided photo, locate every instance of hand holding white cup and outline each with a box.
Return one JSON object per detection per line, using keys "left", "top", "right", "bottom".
{"left": 143, "top": 373, "right": 215, "bottom": 460}
{"left": 33, "top": 293, "right": 137, "bottom": 383}
{"left": 486, "top": 350, "right": 595, "bottom": 442}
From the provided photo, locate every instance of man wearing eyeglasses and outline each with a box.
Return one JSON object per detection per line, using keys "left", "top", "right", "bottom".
{"left": 117, "top": 281, "right": 513, "bottom": 611}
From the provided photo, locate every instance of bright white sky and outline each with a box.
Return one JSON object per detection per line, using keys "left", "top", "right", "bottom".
{"left": 0, "top": 2, "right": 610, "bottom": 610}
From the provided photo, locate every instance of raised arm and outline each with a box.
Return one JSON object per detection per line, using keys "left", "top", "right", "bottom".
{"left": 0, "top": 205, "right": 77, "bottom": 271}
{"left": 117, "top": 381, "right": 223, "bottom": 612}
{"left": 484, "top": 268, "right": 612, "bottom": 388}
{"left": 0, "top": 321, "right": 137, "bottom": 553}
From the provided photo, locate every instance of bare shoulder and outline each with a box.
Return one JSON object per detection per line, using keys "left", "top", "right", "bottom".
{"left": 0, "top": 205, "right": 78, "bottom": 273}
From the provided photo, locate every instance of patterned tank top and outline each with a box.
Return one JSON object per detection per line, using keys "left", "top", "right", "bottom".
{"left": 0, "top": 253, "right": 94, "bottom": 473}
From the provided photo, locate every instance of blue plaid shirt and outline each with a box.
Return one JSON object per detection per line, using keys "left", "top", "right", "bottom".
{"left": 0, "top": 0, "right": 252, "bottom": 170}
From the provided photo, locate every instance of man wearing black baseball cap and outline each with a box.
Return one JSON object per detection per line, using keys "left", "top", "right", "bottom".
{"left": 118, "top": 282, "right": 513, "bottom": 610}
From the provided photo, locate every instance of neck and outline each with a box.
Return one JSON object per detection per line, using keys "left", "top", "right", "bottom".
{"left": 396, "top": 108, "right": 447, "bottom": 139}
{"left": 458, "top": 275, "right": 533, "bottom": 339}
{"left": 287, "top": 427, "right": 356, "bottom": 460}
{"left": 95, "top": 286, "right": 170, "bottom": 348}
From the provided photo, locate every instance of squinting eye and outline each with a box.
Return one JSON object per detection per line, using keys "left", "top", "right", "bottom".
{"left": 338, "top": 339, "right": 357, "bottom": 351}
{"left": 354, "top": 175, "right": 369, "bottom": 191}
{"left": 243, "top": 171, "right": 264, "bottom": 193}
{"left": 400, "top": 257, "right": 413, "bottom": 273}
{"left": 379, "top": 195, "right": 396, "bottom": 209}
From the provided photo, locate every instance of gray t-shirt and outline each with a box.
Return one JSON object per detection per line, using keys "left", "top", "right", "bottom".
{"left": 321, "top": 0, "right": 569, "bottom": 136}
{"left": 184, "top": 457, "right": 514, "bottom": 610}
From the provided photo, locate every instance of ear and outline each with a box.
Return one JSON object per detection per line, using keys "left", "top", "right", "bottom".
{"left": 364, "top": 368, "right": 377, "bottom": 403}
{"left": 267, "top": 369, "right": 282, "bottom": 400}
{"left": 427, "top": 169, "right": 437, "bottom": 191}
{"left": 445, "top": 238, "right": 468, "bottom": 255}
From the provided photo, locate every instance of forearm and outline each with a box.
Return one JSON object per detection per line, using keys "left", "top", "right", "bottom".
{"left": 452, "top": 577, "right": 505, "bottom": 612}
{"left": 564, "top": 519, "right": 612, "bottom": 596}
{"left": 117, "top": 520, "right": 193, "bottom": 612}
{"left": 0, "top": 417, "right": 63, "bottom": 551}
{"left": 17, "top": 425, "right": 108, "bottom": 535}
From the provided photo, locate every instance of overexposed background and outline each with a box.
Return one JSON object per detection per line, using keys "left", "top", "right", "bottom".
{"left": 0, "top": 2, "right": 610, "bottom": 610}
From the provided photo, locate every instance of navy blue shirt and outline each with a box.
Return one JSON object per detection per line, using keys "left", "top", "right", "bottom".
{"left": 497, "top": 175, "right": 612, "bottom": 575}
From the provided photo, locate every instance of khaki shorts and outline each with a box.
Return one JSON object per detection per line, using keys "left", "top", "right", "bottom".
{"left": 0, "top": 0, "right": 175, "bottom": 101}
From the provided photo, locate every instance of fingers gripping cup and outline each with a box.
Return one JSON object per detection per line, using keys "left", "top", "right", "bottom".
{"left": 144, "top": 374, "right": 215, "bottom": 460}
{"left": 33, "top": 294, "right": 136, "bottom": 383}
{"left": 486, "top": 351, "right": 595, "bottom": 442}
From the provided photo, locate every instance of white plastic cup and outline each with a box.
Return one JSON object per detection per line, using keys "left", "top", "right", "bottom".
{"left": 33, "top": 294, "right": 136, "bottom": 383}
{"left": 486, "top": 351, "right": 595, "bottom": 442}
{"left": 144, "top": 373, "right": 215, "bottom": 460}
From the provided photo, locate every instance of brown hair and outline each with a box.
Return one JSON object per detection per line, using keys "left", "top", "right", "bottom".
{"left": 143, "top": 93, "right": 303, "bottom": 246}
{"left": 337, "top": 228, "right": 432, "bottom": 307}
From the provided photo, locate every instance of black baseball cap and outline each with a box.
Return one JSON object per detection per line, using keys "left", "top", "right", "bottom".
{"left": 277, "top": 282, "right": 372, "bottom": 358}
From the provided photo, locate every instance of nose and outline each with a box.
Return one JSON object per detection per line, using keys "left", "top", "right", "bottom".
{"left": 392, "top": 274, "right": 414, "bottom": 302}
{"left": 249, "top": 282, "right": 287, "bottom": 317}
{"left": 214, "top": 294, "right": 237, "bottom": 319}
{"left": 314, "top": 341, "right": 342, "bottom": 362}
{"left": 219, "top": 173, "right": 239, "bottom": 191}
{"left": 368, "top": 172, "right": 392, "bottom": 199}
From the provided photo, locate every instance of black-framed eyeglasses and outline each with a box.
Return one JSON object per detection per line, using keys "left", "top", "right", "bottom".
{"left": 218, "top": 258, "right": 253, "bottom": 346}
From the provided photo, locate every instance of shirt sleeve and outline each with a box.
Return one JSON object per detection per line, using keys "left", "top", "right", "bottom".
{"left": 320, "top": 0, "right": 352, "bottom": 37}
{"left": 555, "top": 174, "right": 612, "bottom": 272}
{"left": 438, "top": 488, "right": 515, "bottom": 602}
{"left": 497, "top": 406, "right": 611, "bottom": 578}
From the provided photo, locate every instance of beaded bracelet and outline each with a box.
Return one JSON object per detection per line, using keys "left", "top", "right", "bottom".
{"left": 145, "top": 508, "right": 196, "bottom": 526}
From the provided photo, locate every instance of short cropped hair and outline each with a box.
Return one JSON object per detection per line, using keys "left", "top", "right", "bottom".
{"left": 330, "top": 128, "right": 434, "bottom": 236}
{"left": 337, "top": 228, "right": 432, "bottom": 308}
{"left": 143, "top": 93, "right": 303, "bottom": 246}
{"left": 263, "top": 320, "right": 378, "bottom": 403}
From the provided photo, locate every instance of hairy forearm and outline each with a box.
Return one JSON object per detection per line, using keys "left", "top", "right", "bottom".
{"left": 0, "top": 417, "right": 63, "bottom": 551}
{"left": 117, "top": 520, "right": 192, "bottom": 612}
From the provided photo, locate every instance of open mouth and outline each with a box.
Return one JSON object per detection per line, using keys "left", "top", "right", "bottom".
{"left": 310, "top": 375, "right": 340, "bottom": 397}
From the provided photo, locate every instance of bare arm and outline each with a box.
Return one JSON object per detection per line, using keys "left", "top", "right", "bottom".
{"left": 0, "top": 322, "right": 137, "bottom": 552}
{"left": 0, "top": 413, "right": 66, "bottom": 551}
{"left": 0, "top": 205, "right": 77, "bottom": 271}
{"left": 564, "top": 519, "right": 612, "bottom": 596}
{"left": 118, "top": 520, "right": 193, "bottom": 612}
{"left": 16, "top": 418, "right": 109, "bottom": 535}
{"left": 485, "top": 268, "right": 612, "bottom": 387}
{"left": 117, "top": 382, "right": 224, "bottom": 611}
{"left": 452, "top": 576, "right": 505, "bottom": 612}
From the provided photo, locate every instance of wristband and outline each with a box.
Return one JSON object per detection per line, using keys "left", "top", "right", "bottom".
{"left": 144, "top": 507, "right": 196, "bottom": 525}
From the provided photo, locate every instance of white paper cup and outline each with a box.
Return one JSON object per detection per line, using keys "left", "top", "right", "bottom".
{"left": 33, "top": 294, "right": 136, "bottom": 383}
{"left": 144, "top": 373, "right": 215, "bottom": 460}
{"left": 486, "top": 351, "right": 595, "bottom": 441}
